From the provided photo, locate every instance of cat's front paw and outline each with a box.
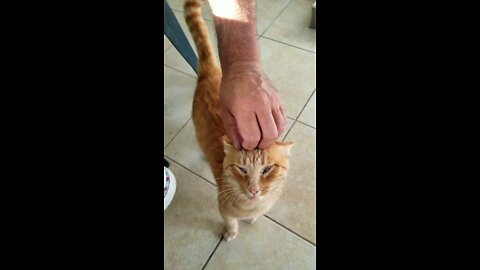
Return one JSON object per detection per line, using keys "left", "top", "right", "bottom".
{"left": 223, "top": 230, "right": 238, "bottom": 241}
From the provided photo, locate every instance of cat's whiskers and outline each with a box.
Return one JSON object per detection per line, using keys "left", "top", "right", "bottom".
{"left": 222, "top": 191, "right": 239, "bottom": 208}
{"left": 217, "top": 187, "right": 238, "bottom": 196}
{"left": 265, "top": 182, "right": 285, "bottom": 196}
{"left": 227, "top": 192, "right": 242, "bottom": 208}
{"left": 218, "top": 189, "right": 238, "bottom": 204}
{"left": 219, "top": 194, "right": 235, "bottom": 207}
{"left": 218, "top": 183, "right": 243, "bottom": 207}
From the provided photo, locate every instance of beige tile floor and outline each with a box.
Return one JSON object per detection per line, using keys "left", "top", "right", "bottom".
{"left": 164, "top": 1, "right": 316, "bottom": 269}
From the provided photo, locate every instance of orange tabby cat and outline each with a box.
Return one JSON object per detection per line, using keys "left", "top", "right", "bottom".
{"left": 184, "top": 0, "right": 293, "bottom": 241}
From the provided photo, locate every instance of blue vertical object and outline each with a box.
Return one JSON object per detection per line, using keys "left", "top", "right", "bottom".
{"left": 164, "top": 0, "right": 199, "bottom": 74}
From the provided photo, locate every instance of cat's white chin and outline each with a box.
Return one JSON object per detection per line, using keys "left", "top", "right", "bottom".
{"left": 246, "top": 195, "right": 263, "bottom": 201}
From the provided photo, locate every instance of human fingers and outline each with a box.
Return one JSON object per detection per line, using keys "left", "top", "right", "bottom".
{"left": 280, "top": 105, "right": 287, "bottom": 123}
{"left": 272, "top": 106, "right": 286, "bottom": 137}
{"left": 220, "top": 106, "right": 242, "bottom": 150}
{"left": 256, "top": 107, "right": 279, "bottom": 149}
{"left": 234, "top": 111, "right": 261, "bottom": 150}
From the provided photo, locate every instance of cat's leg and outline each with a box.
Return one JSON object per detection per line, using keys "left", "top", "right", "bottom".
{"left": 245, "top": 216, "right": 258, "bottom": 224}
{"left": 222, "top": 216, "right": 238, "bottom": 241}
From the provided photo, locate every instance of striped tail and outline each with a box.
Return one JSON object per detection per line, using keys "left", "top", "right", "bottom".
{"left": 184, "top": 0, "right": 219, "bottom": 77}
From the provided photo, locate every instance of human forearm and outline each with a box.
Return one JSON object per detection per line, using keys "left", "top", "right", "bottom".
{"left": 208, "top": 0, "right": 260, "bottom": 71}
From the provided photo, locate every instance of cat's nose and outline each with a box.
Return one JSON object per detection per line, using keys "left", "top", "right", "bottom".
{"left": 249, "top": 186, "right": 260, "bottom": 195}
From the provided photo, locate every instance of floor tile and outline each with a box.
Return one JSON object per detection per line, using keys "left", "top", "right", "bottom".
{"left": 267, "top": 122, "right": 316, "bottom": 244}
{"left": 256, "top": 0, "right": 292, "bottom": 35}
{"left": 164, "top": 10, "right": 220, "bottom": 77}
{"left": 259, "top": 37, "right": 316, "bottom": 119}
{"left": 165, "top": 120, "right": 216, "bottom": 185}
{"left": 263, "top": 0, "right": 316, "bottom": 52}
{"left": 164, "top": 35, "right": 172, "bottom": 52}
{"left": 298, "top": 91, "right": 316, "bottom": 128}
{"left": 164, "top": 159, "right": 224, "bottom": 270}
{"left": 164, "top": 66, "right": 197, "bottom": 147}
{"left": 204, "top": 216, "right": 316, "bottom": 270}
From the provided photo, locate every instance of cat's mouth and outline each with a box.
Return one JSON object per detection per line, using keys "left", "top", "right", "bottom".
{"left": 246, "top": 193, "right": 263, "bottom": 201}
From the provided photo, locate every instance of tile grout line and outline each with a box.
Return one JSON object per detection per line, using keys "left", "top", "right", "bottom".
{"left": 296, "top": 120, "right": 316, "bottom": 130}
{"left": 201, "top": 236, "right": 223, "bottom": 270}
{"left": 264, "top": 215, "right": 317, "bottom": 247}
{"left": 281, "top": 120, "right": 297, "bottom": 143}
{"left": 296, "top": 88, "right": 316, "bottom": 122}
{"left": 164, "top": 156, "right": 218, "bottom": 188}
{"left": 282, "top": 89, "right": 316, "bottom": 141}
{"left": 164, "top": 64, "right": 197, "bottom": 79}
{"left": 296, "top": 88, "right": 317, "bottom": 129}
{"left": 260, "top": 36, "right": 316, "bottom": 54}
{"left": 259, "top": 0, "right": 295, "bottom": 36}
{"left": 164, "top": 118, "right": 192, "bottom": 150}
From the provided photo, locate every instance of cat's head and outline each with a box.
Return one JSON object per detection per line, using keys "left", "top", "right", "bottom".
{"left": 221, "top": 135, "right": 293, "bottom": 201}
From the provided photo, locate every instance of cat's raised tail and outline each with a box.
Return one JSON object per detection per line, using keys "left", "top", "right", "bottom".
{"left": 184, "top": 0, "right": 220, "bottom": 77}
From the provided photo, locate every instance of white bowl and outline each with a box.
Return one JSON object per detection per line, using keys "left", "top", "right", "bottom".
{"left": 164, "top": 167, "right": 176, "bottom": 211}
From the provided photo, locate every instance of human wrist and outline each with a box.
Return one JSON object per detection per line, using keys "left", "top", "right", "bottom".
{"left": 210, "top": 1, "right": 260, "bottom": 72}
{"left": 216, "top": 24, "right": 260, "bottom": 72}
{"left": 222, "top": 60, "right": 262, "bottom": 76}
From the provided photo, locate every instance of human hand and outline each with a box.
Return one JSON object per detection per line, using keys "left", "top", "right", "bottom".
{"left": 219, "top": 61, "right": 287, "bottom": 150}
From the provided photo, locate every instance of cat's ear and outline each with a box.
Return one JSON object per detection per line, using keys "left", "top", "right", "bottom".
{"left": 222, "top": 135, "right": 236, "bottom": 153}
{"left": 274, "top": 141, "right": 293, "bottom": 156}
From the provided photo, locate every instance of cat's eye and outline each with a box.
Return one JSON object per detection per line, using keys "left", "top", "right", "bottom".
{"left": 262, "top": 165, "right": 273, "bottom": 175}
{"left": 236, "top": 166, "right": 247, "bottom": 174}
